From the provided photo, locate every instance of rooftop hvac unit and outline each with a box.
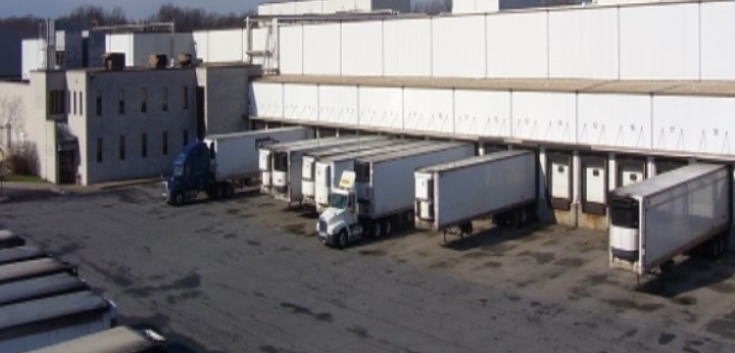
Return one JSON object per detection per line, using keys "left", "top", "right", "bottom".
{"left": 178, "top": 52, "right": 193, "bottom": 68}
{"left": 149, "top": 54, "right": 168, "bottom": 69}
{"left": 103, "top": 52, "right": 125, "bottom": 71}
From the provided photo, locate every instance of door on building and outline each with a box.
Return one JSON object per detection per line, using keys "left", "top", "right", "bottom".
{"left": 196, "top": 87, "right": 205, "bottom": 140}
{"left": 548, "top": 152, "right": 572, "bottom": 211}
{"left": 58, "top": 150, "right": 77, "bottom": 184}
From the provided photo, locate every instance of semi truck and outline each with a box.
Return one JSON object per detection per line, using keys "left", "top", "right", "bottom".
{"left": 301, "top": 137, "right": 406, "bottom": 208}
{"left": 414, "top": 150, "right": 537, "bottom": 243}
{"left": 313, "top": 141, "right": 437, "bottom": 213}
{"left": 259, "top": 136, "right": 351, "bottom": 194}
{"left": 609, "top": 163, "right": 731, "bottom": 276}
{"left": 270, "top": 136, "right": 389, "bottom": 207}
{"left": 162, "top": 127, "right": 309, "bottom": 206}
{"left": 0, "top": 291, "right": 118, "bottom": 353}
{"left": 27, "top": 326, "right": 167, "bottom": 353}
{"left": 318, "top": 142, "right": 476, "bottom": 248}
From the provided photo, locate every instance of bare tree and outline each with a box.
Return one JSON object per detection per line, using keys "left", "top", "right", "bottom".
{"left": 0, "top": 94, "right": 24, "bottom": 153}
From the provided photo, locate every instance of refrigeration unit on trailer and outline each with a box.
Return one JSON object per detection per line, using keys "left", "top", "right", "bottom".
{"left": 27, "top": 326, "right": 167, "bottom": 353}
{"left": 414, "top": 150, "right": 537, "bottom": 243}
{"left": 0, "top": 273, "right": 90, "bottom": 306}
{"left": 271, "top": 136, "right": 389, "bottom": 207}
{"left": 0, "top": 291, "right": 118, "bottom": 353}
{"left": 313, "top": 141, "right": 438, "bottom": 213}
{"left": 301, "top": 137, "right": 407, "bottom": 207}
{"left": 318, "top": 142, "right": 476, "bottom": 249}
{"left": 162, "top": 127, "right": 309, "bottom": 206}
{"left": 609, "top": 163, "right": 731, "bottom": 277}
{"left": 259, "top": 135, "right": 350, "bottom": 194}
{"left": 0, "top": 258, "right": 77, "bottom": 285}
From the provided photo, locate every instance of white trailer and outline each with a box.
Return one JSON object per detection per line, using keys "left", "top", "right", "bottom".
{"left": 271, "top": 136, "right": 385, "bottom": 207}
{"left": 302, "top": 137, "right": 406, "bottom": 207}
{"left": 415, "top": 150, "right": 537, "bottom": 242}
{"left": 314, "top": 141, "right": 436, "bottom": 213}
{"left": 318, "top": 142, "right": 476, "bottom": 249}
{"left": 259, "top": 135, "right": 349, "bottom": 194}
{"left": 0, "top": 291, "right": 118, "bottom": 353}
{"left": 162, "top": 127, "right": 310, "bottom": 205}
{"left": 609, "top": 163, "right": 731, "bottom": 276}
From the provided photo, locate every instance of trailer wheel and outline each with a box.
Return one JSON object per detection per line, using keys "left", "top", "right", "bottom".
{"left": 384, "top": 219, "right": 393, "bottom": 236}
{"left": 373, "top": 223, "right": 382, "bottom": 238}
{"left": 336, "top": 230, "right": 348, "bottom": 250}
{"left": 173, "top": 193, "right": 185, "bottom": 207}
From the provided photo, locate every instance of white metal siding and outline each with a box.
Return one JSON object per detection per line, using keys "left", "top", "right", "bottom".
{"left": 432, "top": 16, "right": 486, "bottom": 78}
{"left": 653, "top": 96, "right": 735, "bottom": 155}
{"left": 318, "top": 85, "right": 358, "bottom": 126}
{"left": 207, "top": 29, "right": 244, "bottom": 63}
{"left": 357, "top": 86, "right": 403, "bottom": 130}
{"left": 383, "top": 19, "right": 432, "bottom": 77}
{"left": 577, "top": 94, "right": 651, "bottom": 150}
{"left": 486, "top": 12, "right": 547, "bottom": 78}
{"left": 250, "top": 82, "right": 283, "bottom": 117}
{"left": 700, "top": 2, "right": 735, "bottom": 80}
{"left": 341, "top": 21, "right": 383, "bottom": 76}
{"left": 548, "top": 8, "right": 618, "bottom": 79}
{"left": 403, "top": 88, "right": 454, "bottom": 134}
{"left": 283, "top": 84, "right": 318, "bottom": 121}
{"left": 618, "top": 4, "right": 699, "bottom": 80}
{"left": 296, "top": 0, "right": 323, "bottom": 14}
{"left": 453, "top": 89, "right": 511, "bottom": 138}
{"left": 512, "top": 92, "right": 576, "bottom": 144}
{"left": 303, "top": 23, "right": 341, "bottom": 75}
{"left": 279, "top": 25, "right": 303, "bottom": 75}
{"left": 192, "top": 31, "right": 209, "bottom": 62}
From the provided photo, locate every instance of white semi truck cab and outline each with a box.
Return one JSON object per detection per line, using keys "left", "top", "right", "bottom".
{"left": 317, "top": 171, "right": 365, "bottom": 249}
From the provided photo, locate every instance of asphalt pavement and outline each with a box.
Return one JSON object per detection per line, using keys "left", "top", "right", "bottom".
{"left": 0, "top": 185, "right": 733, "bottom": 353}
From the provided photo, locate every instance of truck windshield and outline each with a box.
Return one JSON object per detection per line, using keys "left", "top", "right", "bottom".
{"left": 173, "top": 163, "right": 184, "bottom": 177}
{"left": 273, "top": 152, "right": 289, "bottom": 172}
{"left": 329, "top": 194, "right": 349, "bottom": 209}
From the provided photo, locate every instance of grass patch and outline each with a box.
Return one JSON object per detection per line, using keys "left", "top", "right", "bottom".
{"left": 2, "top": 174, "right": 45, "bottom": 183}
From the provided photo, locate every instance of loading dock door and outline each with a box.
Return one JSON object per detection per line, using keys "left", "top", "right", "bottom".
{"left": 582, "top": 156, "right": 606, "bottom": 215}
{"left": 617, "top": 160, "right": 645, "bottom": 188}
{"left": 549, "top": 153, "right": 572, "bottom": 211}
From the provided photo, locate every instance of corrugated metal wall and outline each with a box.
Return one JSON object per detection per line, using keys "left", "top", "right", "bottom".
{"left": 250, "top": 81, "right": 735, "bottom": 158}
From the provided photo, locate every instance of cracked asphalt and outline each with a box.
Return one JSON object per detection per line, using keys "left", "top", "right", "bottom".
{"left": 2, "top": 184, "right": 735, "bottom": 353}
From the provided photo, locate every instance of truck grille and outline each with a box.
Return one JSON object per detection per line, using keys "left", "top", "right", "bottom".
{"left": 318, "top": 220, "right": 327, "bottom": 232}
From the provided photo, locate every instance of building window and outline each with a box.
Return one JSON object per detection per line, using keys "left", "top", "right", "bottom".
{"left": 118, "top": 90, "right": 125, "bottom": 114}
{"left": 141, "top": 133, "right": 148, "bottom": 158}
{"left": 49, "top": 90, "right": 65, "bottom": 115}
{"left": 162, "top": 87, "right": 168, "bottom": 112}
{"left": 96, "top": 138, "right": 103, "bottom": 163}
{"left": 73, "top": 91, "right": 77, "bottom": 115}
{"left": 183, "top": 86, "right": 188, "bottom": 110}
{"left": 162, "top": 131, "right": 168, "bottom": 156}
{"left": 119, "top": 135, "right": 126, "bottom": 161}
{"left": 79, "top": 92, "right": 83, "bottom": 115}
{"left": 96, "top": 90, "right": 102, "bottom": 116}
{"left": 183, "top": 129, "right": 189, "bottom": 147}
{"left": 140, "top": 88, "right": 147, "bottom": 113}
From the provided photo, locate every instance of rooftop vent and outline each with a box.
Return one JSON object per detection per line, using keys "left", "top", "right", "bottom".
{"left": 103, "top": 52, "right": 125, "bottom": 71}
{"left": 178, "top": 53, "right": 193, "bottom": 68}
{"left": 149, "top": 54, "right": 168, "bottom": 69}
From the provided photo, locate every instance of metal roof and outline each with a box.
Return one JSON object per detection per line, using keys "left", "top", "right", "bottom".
{"left": 273, "top": 135, "right": 378, "bottom": 153}
{"left": 205, "top": 126, "right": 307, "bottom": 140}
{"left": 304, "top": 136, "right": 391, "bottom": 158}
{"left": 612, "top": 163, "right": 727, "bottom": 198}
{"left": 319, "top": 140, "right": 435, "bottom": 163}
{"left": 26, "top": 326, "right": 166, "bottom": 353}
{"left": 262, "top": 135, "right": 347, "bottom": 151}
{"left": 0, "top": 246, "right": 47, "bottom": 266}
{"left": 416, "top": 150, "right": 532, "bottom": 174}
{"left": 0, "top": 258, "right": 76, "bottom": 285}
{"left": 0, "top": 291, "right": 111, "bottom": 332}
{"left": 0, "top": 273, "right": 89, "bottom": 307}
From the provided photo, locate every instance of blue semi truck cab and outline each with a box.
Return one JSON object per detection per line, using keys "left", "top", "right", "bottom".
{"left": 161, "top": 140, "right": 234, "bottom": 206}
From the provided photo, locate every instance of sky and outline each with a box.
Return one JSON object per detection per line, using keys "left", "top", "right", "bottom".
{"left": 2, "top": 0, "right": 264, "bottom": 19}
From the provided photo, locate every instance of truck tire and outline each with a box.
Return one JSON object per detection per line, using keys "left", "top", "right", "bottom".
{"left": 384, "top": 219, "right": 393, "bottom": 236}
{"left": 173, "top": 193, "right": 185, "bottom": 207}
{"left": 336, "top": 230, "right": 348, "bottom": 250}
{"left": 373, "top": 223, "right": 382, "bottom": 238}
